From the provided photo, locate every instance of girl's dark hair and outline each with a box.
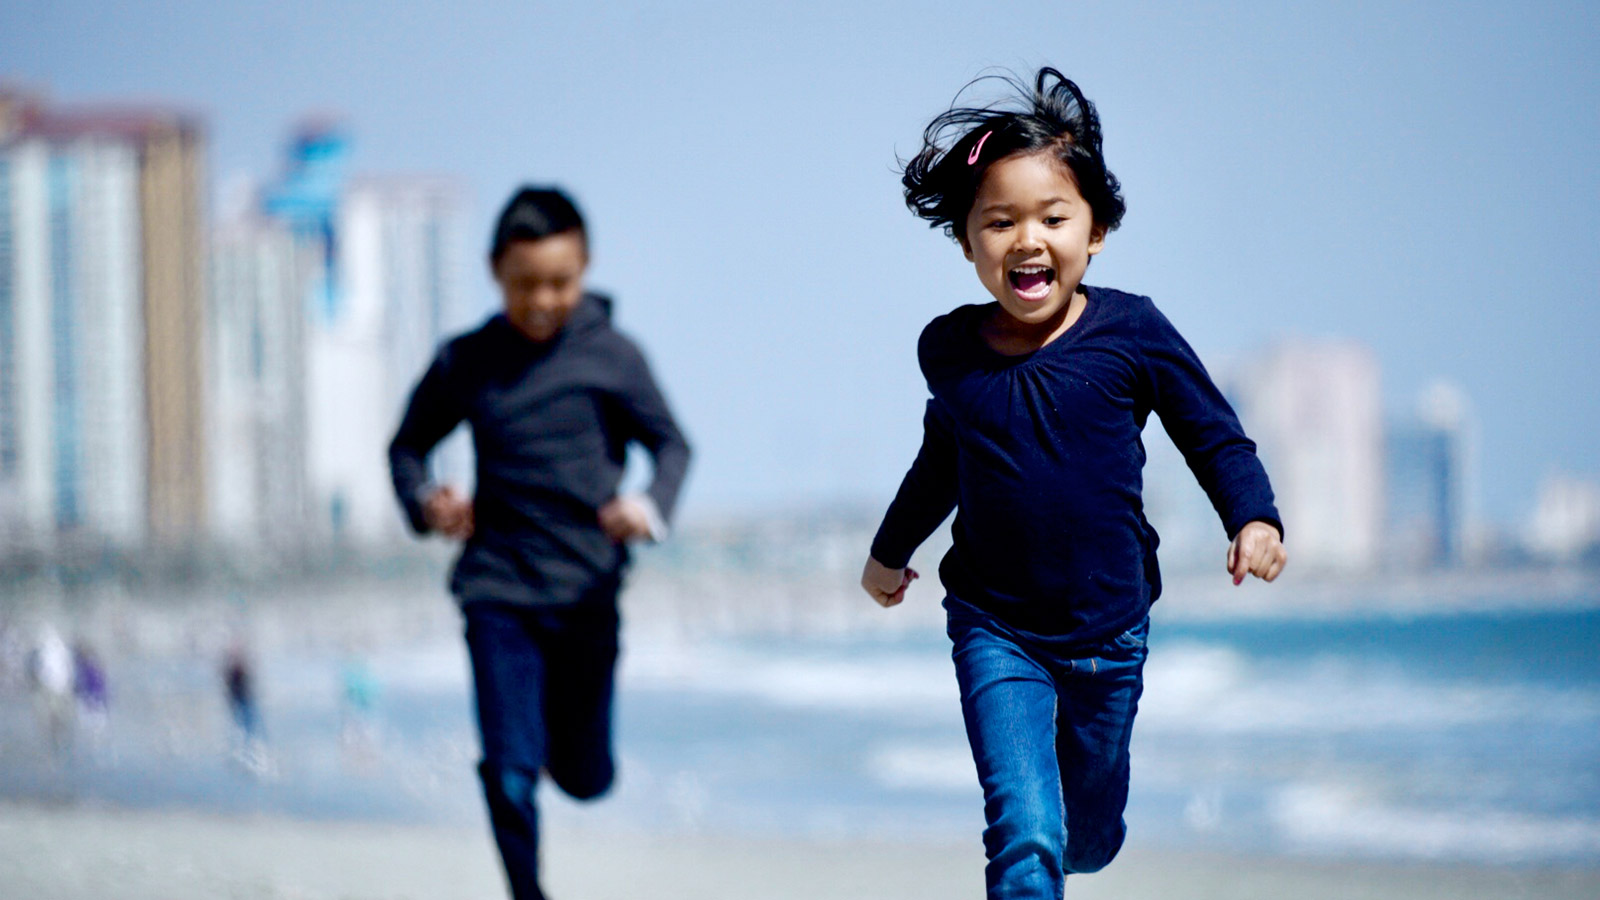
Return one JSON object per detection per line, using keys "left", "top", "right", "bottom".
{"left": 902, "top": 67, "right": 1125, "bottom": 242}
{"left": 489, "top": 186, "right": 586, "bottom": 265}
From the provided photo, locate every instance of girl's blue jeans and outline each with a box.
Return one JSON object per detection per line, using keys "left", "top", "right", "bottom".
{"left": 945, "top": 595, "right": 1149, "bottom": 899}
{"left": 463, "top": 588, "right": 620, "bottom": 900}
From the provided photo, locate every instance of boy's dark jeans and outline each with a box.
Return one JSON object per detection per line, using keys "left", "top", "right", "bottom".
{"left": 945, "top": 595, "right": 1148, "bottom": 899}
{"left": 464, "top": 587, "right": 620, "bottom": 900}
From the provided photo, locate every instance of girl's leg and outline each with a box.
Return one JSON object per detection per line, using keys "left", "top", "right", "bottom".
{"left": 948, "top": 601, "right": 1068, "bottom": 899}
{"left": 1053, "top": 617, "right": 1148, "bottom": 875}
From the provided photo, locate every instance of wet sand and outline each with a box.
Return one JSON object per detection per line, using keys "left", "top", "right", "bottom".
{"left": 1, "top": 801, "right": 1595, "bottom": 900}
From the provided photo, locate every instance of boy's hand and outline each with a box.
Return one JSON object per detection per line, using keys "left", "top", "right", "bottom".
{"left": 423, "top": 486, "right": 474, "bottom": 540}
{"left": 861, "top": 556, "right": 919, "bottom": 608}
{"left": 598, "top": 495, "right": 654, "bottom": 543}
{"left": 1227, "top": 520, "right": 1287, "bottom": 585}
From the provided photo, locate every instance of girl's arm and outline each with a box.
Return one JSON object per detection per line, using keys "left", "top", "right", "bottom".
{"left": 862, "top": 557, "right": 919, "bottom": 608}
{"left": 1228, "top": 520, "right": 1287, "bottom": 584}
{"left": 1141, "top": 307, "right": 1285, "bottom": 580}
{"left": 863, "top": 399, "right": 959, "bottom": 603}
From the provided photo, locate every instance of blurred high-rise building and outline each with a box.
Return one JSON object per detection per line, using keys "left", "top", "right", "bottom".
{"left": 1385, "top": 382, "right": 1477, "bottom": 568}
{"left": 344, "top": 176, "right": 474, "bottom": 420}
{"left": 344, "top": 175, "right": 474, "bottom": 496}
{"left": 0, "top": 89, "right": 206, "bottom": 558}
{"left": 208, "top": 205, "right": 313, "bottom": 558}
{"left": 252, "top": 124, "right": 471, "bottom": 549}
{"left": 1226, "top": 340, "right": 1384, "bottom": 572}
{"left": 1526, "top": 473, "right": 1600, "bottom": 563}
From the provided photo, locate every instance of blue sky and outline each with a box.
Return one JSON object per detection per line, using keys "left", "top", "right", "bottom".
{"left": 3, "top": 0, "right": 1596, "bottom": 527}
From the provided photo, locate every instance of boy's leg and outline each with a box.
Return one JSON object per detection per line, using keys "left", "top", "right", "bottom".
{"left": 1054, "top": 617, "right": 1148, "bottom": 875}
{"left": 464, "top": 602, "right": 550, "bottom": 900}
{"left": 542, "top": 584, "right": 621, "bottom": 801}
{"left": 947, "top": 601, "right": 1068, "bottom": 899}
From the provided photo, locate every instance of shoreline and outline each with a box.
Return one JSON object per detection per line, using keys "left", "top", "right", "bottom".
{"left": 1, "top": 556, "right": 1595, "bottom": 653}
{"left": 1153, "top": 565, "right": 1600, "bottom": 622}
{"left": 1, "top": 800, "right": 1596, "bottom": 900}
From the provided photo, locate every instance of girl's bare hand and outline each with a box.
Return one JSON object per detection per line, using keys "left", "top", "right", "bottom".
{"left": 861, "top": 556, "right": 919, "bottom": 608}
{"left": 1227, "top": 520, "right": 1287, "bottom": 585}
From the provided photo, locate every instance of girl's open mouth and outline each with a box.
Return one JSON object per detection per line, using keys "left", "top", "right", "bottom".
{"left": 1008, "top": 265, "right": 1056, "bottom": 302}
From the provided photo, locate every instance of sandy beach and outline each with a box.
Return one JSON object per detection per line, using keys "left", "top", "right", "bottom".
{"left": 1, "top": 801, "right": 1595, "bottom": 900}
{"left": 3, "top": 567, "right": 1597, "bottom": 898}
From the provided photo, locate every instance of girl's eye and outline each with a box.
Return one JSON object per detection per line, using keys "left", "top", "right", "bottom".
{"left": 988, "top": 219, "right": 1012, "bottom": 230}
{"left": 1045, "top": 216, "right": 1066, "bottom": 226}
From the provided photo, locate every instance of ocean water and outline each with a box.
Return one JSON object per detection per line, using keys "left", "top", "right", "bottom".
{"left": 611, "top": 607, "right": 1600, "bottom": 864}
{"left": 1, "top": 588, "right": 1596, "bottom": 867}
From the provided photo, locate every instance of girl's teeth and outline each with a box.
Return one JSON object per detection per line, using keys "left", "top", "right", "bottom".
{"left": 1011, "top": 267, "right": 1053, "bottom": 298}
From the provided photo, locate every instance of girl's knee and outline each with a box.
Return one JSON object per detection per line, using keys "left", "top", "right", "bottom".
{"left": 1063, "top": 819, "right": 1127, "bottom": 874}
{"left": 985, "top": 799, "right": 1063, "bottom": 870}
{"left": 983, "top": 819, "right": 1064, "bottom": 896}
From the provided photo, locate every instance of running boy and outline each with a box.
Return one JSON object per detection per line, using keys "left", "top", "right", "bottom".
{"left": 390, "top": 186, "right": 690, "bottom": 900}
{"left": 861, "top": 69, "right": 1286, "bottom": 897}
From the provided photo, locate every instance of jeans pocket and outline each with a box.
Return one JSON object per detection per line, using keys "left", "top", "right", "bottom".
{"left": 1107, "top": 617, "right": 1150, "bottom": 654}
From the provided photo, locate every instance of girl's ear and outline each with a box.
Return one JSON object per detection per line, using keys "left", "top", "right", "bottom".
{"left": 1088, "top": 223, "right": 1108, "bottom": 256}
{"left": 957, "top": 232, "right": 974, "bottom": 262}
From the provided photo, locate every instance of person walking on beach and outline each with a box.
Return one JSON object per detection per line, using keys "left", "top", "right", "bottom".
{"left": 390, "top": 186, "right": 690, "bottom": 900}
{"left": 71, "top": 639, "right": 110, "bottom": 743}
{"left": 28, "top": 624, "right": 74, "bottom": 753}
{"left": 223, "top": 640, "right": 257, "bottom": 740}
{"left": 861, "top": 69, "right": 1287, "bottom": 897}
{"left": 221, "top": 637, "right": 274, "bottom": 776}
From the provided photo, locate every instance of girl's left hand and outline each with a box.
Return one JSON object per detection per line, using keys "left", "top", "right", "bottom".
{"left": 1227, "top": 521, "right": 1287, "bottom": 585}
{"left": 861, "top": 556, "right": 919, "bottom": 608}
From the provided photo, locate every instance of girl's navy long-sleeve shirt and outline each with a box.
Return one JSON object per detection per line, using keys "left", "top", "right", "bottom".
{"left": 389, "top": 294, "right": 690, "bottom": 607}
{"left": 871, "top": 285, "right": 1280, "bottom": 647}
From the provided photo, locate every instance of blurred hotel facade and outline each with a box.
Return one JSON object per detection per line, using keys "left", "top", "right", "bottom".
{"left": 1205, "top": 344, "right": 1483, "bottom": 573}
{"left": 0, "top": 90, "right": 206, "bottom": 561}
{"left": 0, "top": 88, "right": 472, "bottom": 574}
{"left": 1228, "top": 340, "right": 1387, "bottom": 572}
{"left": 0, "top": 86, "right": 1596, "bottom": 578}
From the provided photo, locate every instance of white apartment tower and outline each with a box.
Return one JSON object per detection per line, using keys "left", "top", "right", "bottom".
{"left": 1227, "top": 340, "right": 1384, "bottom": 572}
{"left": 300, "top": 172, "right": 471, "bottom": 546}
{"left": 0, "top": 96, "right": 195, "bottom": 555}
{"left": 209, "top": 209, "right": 313, "bottom": 557}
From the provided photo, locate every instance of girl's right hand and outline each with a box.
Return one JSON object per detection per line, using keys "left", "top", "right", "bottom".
{"left": 861, "top": 556, "right": 919, "bottom": 608}
{"left": 423, "top": 485, "right": 475, "bottom": 540}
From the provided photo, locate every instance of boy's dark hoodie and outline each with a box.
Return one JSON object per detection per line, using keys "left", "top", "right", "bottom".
{"left": 389, "top": 292, "right": 690, "bottom": 606}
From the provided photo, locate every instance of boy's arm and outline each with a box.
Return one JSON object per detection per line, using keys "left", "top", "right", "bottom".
{"left": 1141, "top": 307, "right": 1283, "bottom": 544}
{"left": 865, "top": 398, "right": 959, "bottom": 602}
{"left": 388, "top": 350, "right": 468, "bottom": 535}
{"left": 607, "top": 342, "right": 691, "bottom": 540}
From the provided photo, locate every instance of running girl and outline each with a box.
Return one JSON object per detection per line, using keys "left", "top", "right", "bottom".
{"left": 861, "top": 68, "right": 1287, "bottom": 897}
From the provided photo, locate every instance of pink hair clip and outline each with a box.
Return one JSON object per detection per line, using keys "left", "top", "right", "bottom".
{"left": 967, "top": 130, "right": 993, "bottom": 165}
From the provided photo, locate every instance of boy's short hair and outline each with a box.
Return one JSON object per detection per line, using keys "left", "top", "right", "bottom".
{"left": 489, "top": 186, "right": 587, "bottom": 265}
